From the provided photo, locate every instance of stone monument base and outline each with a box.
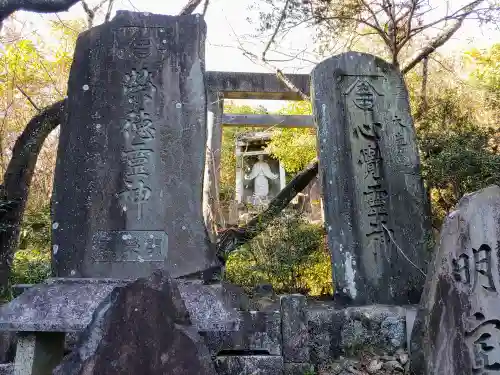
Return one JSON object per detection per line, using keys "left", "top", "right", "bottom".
{"left": 0, "top": 281, "right": 418, "bottom": 374}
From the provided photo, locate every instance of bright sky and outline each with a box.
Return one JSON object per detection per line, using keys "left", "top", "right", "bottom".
{"left": 7, "top": 0, "right": 500, "bottom": 111}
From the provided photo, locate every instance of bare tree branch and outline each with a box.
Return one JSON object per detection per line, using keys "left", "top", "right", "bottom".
{"left": 104, "top": 0, "right": 114, "bottom": 22}
{"left": 401, "top": 0, "right": 483, "bottom": 74}
{"left": 217, "top": 160, "right": 319, "bottom": 258}
{"left": 0, "top": 99, "right": 65, "bottom": 294}
{"left": 80, "top": 0, "right": 94, "bottom": 27}
{"left": 202, "top": 0, "right": 210, "bottom": 17}
{"left": 15, "top": 85, "right": 40, "bottom": 112}
{"left": 178, "top": 0, "right": 204, "bottom": 15}
{"left": 262, "top": 0, "right": 291, "bottom": 59}
{"left": 0, "top": 0, "right": 81, "bottom": 23}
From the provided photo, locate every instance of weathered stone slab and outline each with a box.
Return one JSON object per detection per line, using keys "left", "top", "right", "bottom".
{"left": 280, "top": 295, "right": 309, "bottom": 363}
{"left": 0, "top": 279, "right": 124, "bottom": 332}
{"left": 177, "top": 280, "right": 248, "bottom": 331}
{"left": 53, "top": 270, "right": 216, "bottom": 375}
{"left": 202, "top": 311, "right": 282, "bottom": 356}
{"left": 214, "top": 355, "right": 284, "bottom": 375}
{"left": 52, "top": 11, "right": 218, "bottom": 279}
{"left": 311, "top": 51, "right": 432, "bottom": 305}
{"left": 307, "top": 302, "right": 407, "bottom": 366}
{"left": 410, "top": 185, "right": 500, "bottom": 375}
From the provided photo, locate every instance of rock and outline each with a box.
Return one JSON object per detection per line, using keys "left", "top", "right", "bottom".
{"left": 366, "top": 359, "right": 382, "bottom": 373}
{"left": 379, "top": 355, "right": 396, "bottom": 361}
{"left": 382, "top": 360, "right": 404, "bottom": 372}
{"left": 397, "top": 352, "right": 408, "bottom": 365}
{"left": 214, "top": 355, "right": 284, "bottom": 375}
{"left": 253, "top": 283, "right": 274, "bottom": 297}
{"left": 311, "top": 51, "right": 431, "bottom": 305}
{"left": 284, "top": 363, "right": 314, "bottom": 375}
{"left": 308, "top": 303, "right": 407, "bottom": 365}
{"left": 176, "top": 280, "right": 243, "bottom": 331}
{"left": 0, "top": 364, "right": 12, "bottom": 375}
{"left": 52, "top": 10, "right": 218, "bottom": 279}
{"left": 53, "top": 270, "right": 216, "bottom": 375}
{"left": 0, "top": 331, "right": 15, "bottom": 363}
{"left": 202, "top": 310, "right": 282, "bottom": 356}
{"left": 281, "top": 294, "right": 309, "bottom": 363}
{"left": 410, "top": 185, "right": 500, "bottom": 375}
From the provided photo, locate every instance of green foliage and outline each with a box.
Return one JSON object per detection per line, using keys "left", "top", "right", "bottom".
{"left": 0, "top": 204, "right": 53, "bottom": 300}
{"left": 225, "top": 212, "right": 333, "bottom": 296}
{"left": 10, "top": 249, "right": 51, "bottom": 286}
{"left": 18, "top": 204, "right": 52, "bottom": 252}
{"left": 466, "top": 43, "right": 500, "bottom": 110}
{"left": 416, "top": 83, "right": 500, "bottom": 227}
{"left": 266, "top": 101, "right": 317, "bottom": 173}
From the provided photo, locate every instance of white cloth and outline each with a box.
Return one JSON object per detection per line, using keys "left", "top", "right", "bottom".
{"left": 245, "top": 161, "right": 278, "bottom": 197}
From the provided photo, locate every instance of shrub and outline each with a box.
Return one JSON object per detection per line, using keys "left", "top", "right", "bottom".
{"left": 225, "top": 211, "right": 333, "bottom": 296}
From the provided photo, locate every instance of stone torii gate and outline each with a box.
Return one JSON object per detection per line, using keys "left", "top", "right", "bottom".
{"left": 204, "top": 71, "right": 315, "bottom": 237}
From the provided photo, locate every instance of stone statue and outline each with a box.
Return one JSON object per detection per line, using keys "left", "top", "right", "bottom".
{"left": 245, "top": 155, "right": 278, "bottom": 200}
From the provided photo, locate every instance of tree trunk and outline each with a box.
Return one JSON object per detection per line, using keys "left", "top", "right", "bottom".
{"left": 216, "top": 160, "right": 318, "bottom": 259}
{"left": 0, "top": 100, "right": 65, "bottom": 296}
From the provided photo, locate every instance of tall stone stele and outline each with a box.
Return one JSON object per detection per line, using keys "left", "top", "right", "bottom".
{"left": 410, "top": 185, "right": 500, "bottom": 375}
{"left": 52, "top": 11, "right": 218, "bottom": 279}
{"left": 311, "top": 52, "right": 432, "bottom": 305}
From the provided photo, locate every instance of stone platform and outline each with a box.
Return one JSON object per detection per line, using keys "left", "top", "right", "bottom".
{"left": 0, "top": 281, "right": 418, "bottom": 374}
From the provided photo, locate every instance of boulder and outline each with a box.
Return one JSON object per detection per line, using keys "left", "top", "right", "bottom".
{"left": 53, "top": 270, "right": 216, "bottom": 375}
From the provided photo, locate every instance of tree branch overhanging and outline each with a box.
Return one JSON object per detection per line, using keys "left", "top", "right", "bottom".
{"left": 216, "top": 160, "right": 319, "bottom": 259}
{"left": 0, "top": 99, "right": 66, "bottom": 294}
{"left": 0, "top": 0, "right": 81, "bottom": 22}
{"left": 401, "top": 0, "right": 483, "bottom": 74}
{"left": 178, "top": 0, "right": 204, "bottom": 15}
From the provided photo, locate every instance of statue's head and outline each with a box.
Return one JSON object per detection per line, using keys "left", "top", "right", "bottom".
{"left": 257, "top": 154, "right": 264, "bottom": 161}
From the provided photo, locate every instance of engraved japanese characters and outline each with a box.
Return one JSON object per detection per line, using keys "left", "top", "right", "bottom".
{"left": 52, "top": 12, "right": 217, "bottom": 279}
{"left": 312, "top": 52, "right": 431, "bottom": 305}
{"left": 410, "top": 185, "right": 500, "bottom": 375}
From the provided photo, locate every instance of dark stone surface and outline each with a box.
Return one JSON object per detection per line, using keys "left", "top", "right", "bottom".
{"left": 307, "top": 302, "right": 407, "bottom": 366}
{"left": 281, "top": 294, "right": 309, "bottom": 363}
{"left": 311, "top": 51, "right": 432, "bottom": 305}
{"left": 176, "top": 280, "right": 247, "bottom": 331}
{"left": 284, "top": 363, "right": 314, "bottom": 375}
{"left": 0, "top": 279, "right": 243, "bottom": 336}
{"left": 0, "top": 279, "right": 124, "bottom": 332}
{"left": 0, "top": 331, "right": 15, "bottom": 363}
{"left": 0, "top": 364, "right": 12, "bottom": 375}
{"left": 202, "top": 311, "right": 282, "bottom": 356}
{"left": 52, "top": 11, "right": 218, "bottom": 279}
{"left": 206, "top": 71, "right": 309, "bottom": 100}
{"left": 410, "top": 185, "right": 500, "bottom": 375}
{"left": 214, "top": 355, "right": 284, "bottom": 375}
{"left": 53, "top": 270, "right": 216, "bottom": 375}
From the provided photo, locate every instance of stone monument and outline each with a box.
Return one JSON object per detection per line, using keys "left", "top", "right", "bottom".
{"left": 311, "top": 52, "right": 432, "bottom": 305}
{"left": 51, "top": 11, "right": 218, "bottom": 279}
{"left": 410, "top": 185, "right": 500, "bottom": 375}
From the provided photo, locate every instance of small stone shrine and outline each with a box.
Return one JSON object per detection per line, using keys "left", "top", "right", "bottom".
{"left": 235, "top": 132, "right": 286, "bottom": 207}
{"left": 311, "top": 52, "right": 432, "bottom": 305}
{"left": 410, "top": 185, "right": 500, "bottom": 375}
